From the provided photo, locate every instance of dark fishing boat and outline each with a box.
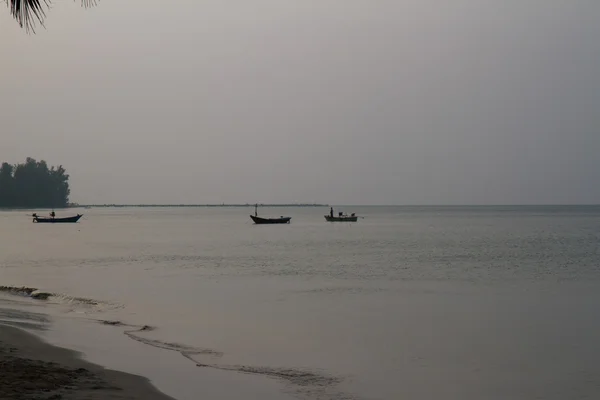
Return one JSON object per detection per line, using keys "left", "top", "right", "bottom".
{"left": 324, "top": 215, "right": 358, "bottom": 222}
{"left": 250, "top": 204, "right": 291, "bottom": 224}
{"left": 325, "top": 207, "right": 358, "bottom": 222}
{"left": 250, "top": 215, "right": 291, "bottom": 224}
{"left": 32, "top": 213, "right": 82, "bottom": 223}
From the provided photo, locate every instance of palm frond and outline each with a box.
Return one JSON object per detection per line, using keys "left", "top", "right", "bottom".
{"left": 6, "top": 0, "right": 48, "bottom": 32}
{"left": 6, "top": 0, "right": 99, "bottom": 32}
{"left": 80, "top": 0, "right": 97, "bottom": 9}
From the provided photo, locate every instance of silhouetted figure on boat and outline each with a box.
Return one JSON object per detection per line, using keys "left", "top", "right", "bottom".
{"left": 324, "top": 208, "right": 358, "bottom": 222}
{"left": 32, "top": 213, "right": 83, "bottom": 223}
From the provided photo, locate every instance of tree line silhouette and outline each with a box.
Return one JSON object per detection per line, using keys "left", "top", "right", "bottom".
{"left": 0, "top": 158, "right": 70, "bottom": 208}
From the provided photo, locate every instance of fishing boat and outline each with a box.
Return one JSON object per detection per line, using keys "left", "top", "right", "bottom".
{"left": 324, "top": 215, "right": 358, "bottom": 222}
{"left": 250, "top": 204, "right": 291, "bottom": 224}
{"left": 325, "top": 207, "right": 358, "bottom": 222}
{"left": 32, "top": 213, "right": 82, "bottom": 223}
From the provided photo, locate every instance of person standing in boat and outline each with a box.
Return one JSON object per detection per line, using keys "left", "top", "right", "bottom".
{"left": 330, "top": 207, "right": 334, "bottom": 218}
{"left": 50, "top": 211, "right": 55, "bottom": 218}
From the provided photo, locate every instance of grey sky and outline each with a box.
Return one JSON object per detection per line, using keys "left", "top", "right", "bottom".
{"left": 1, "top": 1, "right": 599, "bottom": 205}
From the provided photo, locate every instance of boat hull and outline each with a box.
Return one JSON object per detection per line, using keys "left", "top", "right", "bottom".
{"left": 250, "top": 215, "right": 291, "bottom": 224}
{"left": 34, "top": 214, "right": 82, "bottom": 223}
{"left": 324, "top": 215, "right": 358, "bottom": 222}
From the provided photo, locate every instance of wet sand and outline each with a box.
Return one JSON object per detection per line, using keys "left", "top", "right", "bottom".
{"left": 0, "top": 324, "right": 174, "bottom": 400}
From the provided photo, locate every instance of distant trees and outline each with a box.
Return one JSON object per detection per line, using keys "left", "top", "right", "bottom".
{"left": 0, "top": 158, "right": 70, "bottom": 208}
{"left": 6, "top": 0, "right": 99, "bottom": 32}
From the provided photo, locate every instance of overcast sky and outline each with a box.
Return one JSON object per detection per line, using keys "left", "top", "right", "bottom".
{"left": 1, "top": 1, "right": 599, "bottom": 205}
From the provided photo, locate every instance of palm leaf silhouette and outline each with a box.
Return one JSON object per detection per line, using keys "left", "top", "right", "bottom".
{"left": 6, "top": 0, "right": 98, "bottom": 32}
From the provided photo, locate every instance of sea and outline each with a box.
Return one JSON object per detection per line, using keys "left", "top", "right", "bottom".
{"left": 1, "top": 205, "right": 599, "bottom": 400}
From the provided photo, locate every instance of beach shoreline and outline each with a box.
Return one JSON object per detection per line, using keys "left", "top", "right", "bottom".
{"left": 0, "top": 323, "right": 174, "bottom": 400}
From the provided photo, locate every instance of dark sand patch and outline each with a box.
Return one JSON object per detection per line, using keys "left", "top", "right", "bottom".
{"left": 0, "top": 324, "right": 174, "bottom": 400}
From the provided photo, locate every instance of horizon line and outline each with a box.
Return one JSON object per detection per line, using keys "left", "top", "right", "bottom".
{"left": 66, "top": 203, "right": 600, "bottom": 208}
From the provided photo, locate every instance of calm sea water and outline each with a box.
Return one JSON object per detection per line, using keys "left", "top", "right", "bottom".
{"left": 1, "top": 206, "right": 600, "bottom": 400}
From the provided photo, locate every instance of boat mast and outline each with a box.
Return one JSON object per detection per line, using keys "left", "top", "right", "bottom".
{"left": 51, "top": 186, "right": 56, "bottom": 218}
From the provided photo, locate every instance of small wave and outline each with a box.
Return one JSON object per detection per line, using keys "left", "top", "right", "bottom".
{"left": 100, "top": 320, "right": 125, "bottom": 326}
{"left": 0, "top": 286, "right": 38, "bottom": 297}
{"left": 137, "top": 325, "right": 156, "bottom": 332}
{"left": 196, "top": 363, "right": 340, "bottom": 387}
{"left": 95, "top": 321, "right": 356, "bottom": 400}
{"left": 195, "top": 363, "right": 359, "bottom": 400}
{"left": 0, "top": 285, "right": 122, "bottom": 311}
{"left": 97, "top": 320, "right": 223, "bottom": 360}
{"left": 31, "top": 292, "right": 52, "bottom": 300}
{"left": 124, "top": 326, "right": 223, "bottom": 358}
{"left": 0, "top": 286, "right": 54, "bottom": 301}
{"left": 49, "top": 293, "right": 100, "bottom": 306}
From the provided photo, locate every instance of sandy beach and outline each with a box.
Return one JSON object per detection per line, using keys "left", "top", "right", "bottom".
{"left": 0, "top": 324, "right": 173, "bottom": 400}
